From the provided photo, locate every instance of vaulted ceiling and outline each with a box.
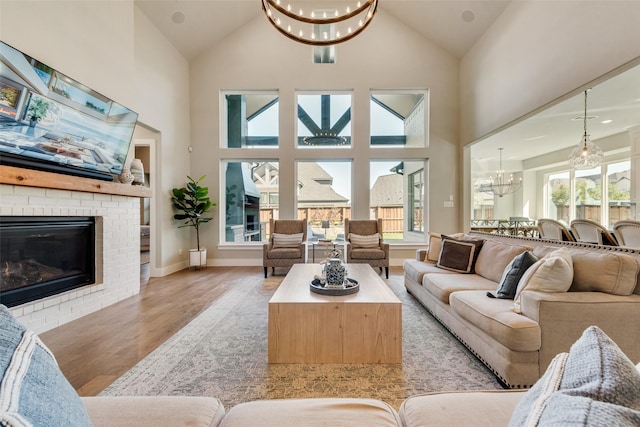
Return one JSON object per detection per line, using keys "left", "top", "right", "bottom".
{"left": 135, "top": 1, "right": 640, "bottom": 165}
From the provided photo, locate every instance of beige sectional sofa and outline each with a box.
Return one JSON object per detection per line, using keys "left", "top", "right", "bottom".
{"left": 403, "top": 231, "right": 640, "bottom": 388}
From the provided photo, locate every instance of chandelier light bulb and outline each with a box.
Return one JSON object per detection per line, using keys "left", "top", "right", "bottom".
{"left": 287, "top": 4, "right": 291, "bottom": 11}
{"left": 346, "top": 7, "right": 351, "bottom": 13}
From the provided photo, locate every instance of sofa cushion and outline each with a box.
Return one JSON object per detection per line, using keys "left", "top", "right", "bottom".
{"left": 400, "top": 390, "right": 526, "bottom": 427}
{"left": 403, "top": 259, "right": 457, "bottom": 286}
{"left": 426, "top": 232, "right": 464, "bottom": 262}
{"left": 449, "top": 291, "right": 541, "bottom": 352}
{"left": 0, "top": 305, "right": 92, "bottom": 426}
{"left": 475, "top": 240, "right": 532, "bottom": 283}
{"left": 569, "top": 249, "right": 639, "bottom": 295}
{"left": 424, "top": 273, "right": 497, "bottom": 304}
{"left": 349, "top": 233, "right": 380, "bottom": 248}
{"left": 436, "top": 235, "right": 485, "bottom": 273}
{"left": 219, "top": 398, "right": 402, "bottom": 427}
{"left": 267, "top": 247, "right": 302, "bottom": 259}
{"left": 350, "top": 248, "right": 385, "bottom": 260}
{"left": 513, "top": 247, "right": 573, "bottom": 314}
{"left": 509, "top": 326, "right": 640, "bottom": 426}
{"left": 272, "top": 233, "right": 303, "bottom": 248}
{"left": 492, "top": 251, "right": 538, "bottom": 299}
{"left": 82, "top": 396, "right": 226, "bottom": 427}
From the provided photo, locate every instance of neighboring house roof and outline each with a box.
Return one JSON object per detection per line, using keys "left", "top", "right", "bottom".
{"left": 370, "top": 174, "right": 403, "bottom": 207}
{"left": 297, "top": 162, "right": 349, "bottom": 204}
{"left": 253, "top": 161, "right": 348, "bottom": 205}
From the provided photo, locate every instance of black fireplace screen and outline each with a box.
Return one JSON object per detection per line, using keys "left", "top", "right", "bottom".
{"left": 0, "top": 216, "right": 95, "bottom": 307}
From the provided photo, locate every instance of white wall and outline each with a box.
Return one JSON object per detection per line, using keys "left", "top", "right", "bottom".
{"left": 189, "top": 10, "right": 461, "bottom": 265}
{"left": 460, "top": 1, "right": 640, "bottom": 145}
{"left": 1, "top": 1, "right": 191, "bottom": 276}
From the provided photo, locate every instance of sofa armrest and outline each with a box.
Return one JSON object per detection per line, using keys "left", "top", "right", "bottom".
{"left": 416, "top": 249, "right": 427, "bottom": 262}
{"left": 520, "top": 291, "right": 640, "bottom": 371}
{"left": 81, "top": 396, "right": 225, "bottom": 427}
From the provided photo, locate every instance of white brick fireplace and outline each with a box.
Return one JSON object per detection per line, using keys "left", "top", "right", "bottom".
{"left": 1, "top": 182, "right": 142, "bottom": 334}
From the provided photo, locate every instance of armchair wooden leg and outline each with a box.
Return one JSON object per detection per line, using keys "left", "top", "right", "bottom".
{"left": 385, "top": 267, "right": 389, "bottom": 279}
{"left": 264, "top": 267, "right": 268, "bottom": 278}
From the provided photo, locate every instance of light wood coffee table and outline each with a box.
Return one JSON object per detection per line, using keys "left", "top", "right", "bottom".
{"left": 268, "top": 263, "right": 402, "bottom": 364}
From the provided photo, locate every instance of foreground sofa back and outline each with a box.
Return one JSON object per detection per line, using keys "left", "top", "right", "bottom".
{"left": 404, "top": 232, "right": 640, "bottom": 388}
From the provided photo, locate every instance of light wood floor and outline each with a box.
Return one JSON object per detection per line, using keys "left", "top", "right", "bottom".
{"left": 40, "top": 266, "right": 249, "bottom": 396}
{"left": 41, "top": 265, "right": 403, "bottom": 397}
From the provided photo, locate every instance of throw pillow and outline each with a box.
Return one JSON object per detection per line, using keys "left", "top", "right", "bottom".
{"left": 509, "top": 326, "right": 640, "bottom": 426}
{"left": 349, "top": 233, "right": 380, "bottom": 248}
{"left": 490, "top": 251, "right": 538, "bottom": 299}
{"left": 0, "top": 305, "right": 92, "bottom": 426}
{"left": 436, "top": 235, "right": 485, "bottom": 274}
{"left": 513, "top": 247, "right": 573, "bottom": 314}
{"left": 426, "top": 232, "right": 464, "bottom": 262}
{"left": 272, "top": 232, "right": 304, "bottom": 248}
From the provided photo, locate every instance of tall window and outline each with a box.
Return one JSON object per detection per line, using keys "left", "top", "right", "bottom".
{"left": 546, "top": 172, "right": 570, "bottom": 224}
{"left": 370, "top": 160, "right": 425, "bottom": 242}
{"left": 223, "top": 92, "right": 279, "bottom": 148}
{"left": 607, "top": 160, "right": 632, "bottom": 227}
{"left": 297, "top": 160, "right": 351, "bottom": 240}
{"left": 219, "top": 88, "right": 430, "bottom": 245}
{"left": 370, "top": 91, "right": 426, "bottom": 147}
{"left": 297, "top": 93, "right": 351, "bottom": 147}
{"left": 574, "top": 166, "right": 602, "bottom": 222}
{"left": 223, "top": 161, "right": 279, "bottom": 243}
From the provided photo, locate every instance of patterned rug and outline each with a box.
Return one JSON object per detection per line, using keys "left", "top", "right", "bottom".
{"left": 100, "top": 271, "right": 502, "bottom": 409}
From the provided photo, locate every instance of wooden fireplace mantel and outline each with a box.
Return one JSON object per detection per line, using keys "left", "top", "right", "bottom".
{"left": 0, "top": 165, "right": 152, "bottom": 198}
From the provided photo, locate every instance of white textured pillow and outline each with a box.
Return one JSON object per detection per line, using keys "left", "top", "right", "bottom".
{"left": 272, "top": 233, "right": 303, "bottom": 248}
{"left": 349, "top": 233, "right": 380, "bottom": 248}
{"left": 513, "top": 247, "right": 573, "bottom": 314}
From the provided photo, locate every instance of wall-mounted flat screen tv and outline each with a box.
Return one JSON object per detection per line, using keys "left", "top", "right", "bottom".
{"left": 0, "top": 40, "right": 138, "bottom": 181}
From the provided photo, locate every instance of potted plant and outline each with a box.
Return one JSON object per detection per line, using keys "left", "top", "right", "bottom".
{"left": 26, "top": 96, "right": 50, "bottom": 127}
{"left": 171, "top": 175, "right": 215, "bottom": 268}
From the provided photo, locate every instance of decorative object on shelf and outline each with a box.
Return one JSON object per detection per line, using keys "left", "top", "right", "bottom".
{"left": 261, "top": 0, "right": 378, "bottom": 46}
{"left": 130, "top": 158, "right": 145, "bottom": 185}
{"left": 569, "top": 89, "right": 603, "bottom": 170}
{"left": 479, "top": 148, "right": 521, "bottom": 197}
{"left": 171, "top": 175, "right": 215, "bottom": 268}
{"left": 118, "top": 167, "right": 134, "bottom": 184}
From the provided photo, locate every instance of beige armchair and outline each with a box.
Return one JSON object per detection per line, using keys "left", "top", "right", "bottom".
{"left": 344, "top": 218, "right": 389, "bottom": 278}
{"left": 263, "top": 219, "right": 307, "bottom": 277}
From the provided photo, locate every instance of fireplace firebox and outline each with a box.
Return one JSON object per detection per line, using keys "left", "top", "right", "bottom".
{"left": 0, "top": 216, "right": 96, "bottom": 307}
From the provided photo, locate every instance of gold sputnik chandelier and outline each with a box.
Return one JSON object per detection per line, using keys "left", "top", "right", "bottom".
{"left": 261, "top": 0, "right": 378, "bottom": 46}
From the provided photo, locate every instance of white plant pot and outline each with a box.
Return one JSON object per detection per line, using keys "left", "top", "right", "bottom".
{"left": 189, "top": 248, "right": 207, "bottom": 268}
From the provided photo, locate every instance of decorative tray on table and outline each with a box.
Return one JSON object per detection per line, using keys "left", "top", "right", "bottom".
{"left": 310, "top": 278, "right": 359, "bottom": 296}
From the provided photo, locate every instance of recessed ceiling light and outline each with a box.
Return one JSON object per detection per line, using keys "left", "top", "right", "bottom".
{"left": 525, "top": 135, "right": 545, "bottom": 141}
{"left": 172, "top": 11, "right": 185, "bottom": 24}
{"left": 601, "top": 119, "right": 613, "bottom": 124}
{"left": 461, "top": 10, "right": 475, "bottom": 23}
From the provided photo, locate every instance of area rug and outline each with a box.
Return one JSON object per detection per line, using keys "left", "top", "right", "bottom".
{"left": 101, "top": 271, "right": 502, "bottom": 409}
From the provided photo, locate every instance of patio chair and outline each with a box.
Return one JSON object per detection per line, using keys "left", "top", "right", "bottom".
{"left": 613, "top": 220, "right": 640, "bottom": 248}
{"left": 537, "top": 218, "right": 575, "bottom": 241}
{"left": 263, "top": 219, "right": 307, "bottom": 277}
{"left": 344, "top": 218, "right": 389, "bottom": 278}
{"left": 570, "top": 219, "right": 618, "bottom": 246}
